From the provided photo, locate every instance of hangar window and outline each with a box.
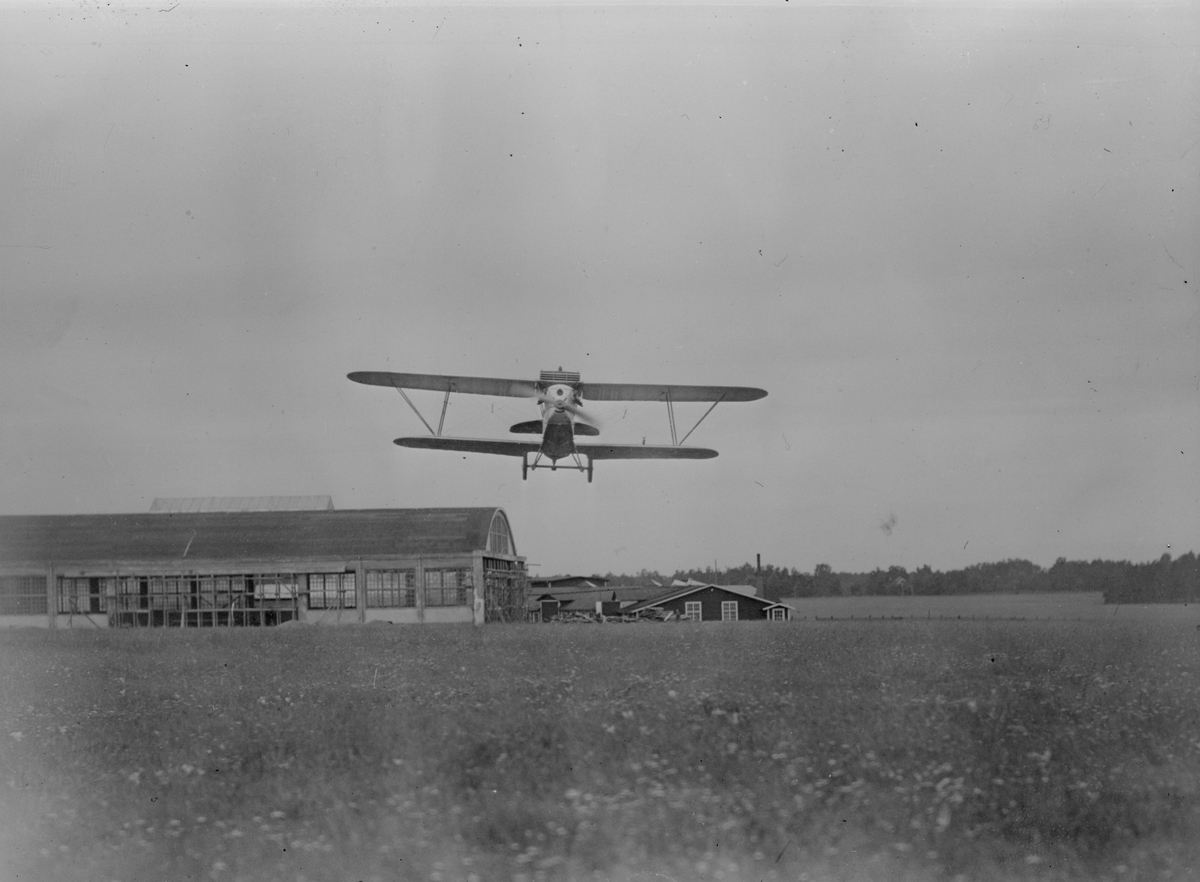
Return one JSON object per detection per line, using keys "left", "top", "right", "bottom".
{"left": 684, "top": 601, "right": 702, "bottom": 622}
{"left": 1, "top": 576, "right": 48, "bottom": 615}
{"left": 366, "top": 570, "right": 416, "bottom": 608}
{"left": 424, "top": 568, "right": 472, "bottom": 607}
{"left": 105, "top": 574, "right": 297, "bottom": 627}
{"left": 308, "top": 573, "right": 356, "bottom": 610}
{"left": 721, "top": 601, "right": 738, "bottom": 622}
{"left": 157, "top": 577, "right": 188, "bottom": 611}
{"left": 487, "top": 512, "right": 514, "bottom": 556}
{"left": 57, "top": 577, "right": 105, "bottom": 615}
{"left": 255, "top": 575, "right": 297, "bottom": 602}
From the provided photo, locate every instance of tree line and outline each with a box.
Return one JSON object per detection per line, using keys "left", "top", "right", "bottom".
{"left": 602, "top": 552, "right": 1200, "bottom": 604}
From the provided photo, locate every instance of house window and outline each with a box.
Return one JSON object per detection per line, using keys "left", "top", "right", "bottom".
{"left": 721, "top": 601, "right": 738, "bottom": 622}
{"left": 366, "top": 570, "right": 416, "bottom": 608}
{"left": 309, "top": 573, "right": 356, "bottom": 609}
{"left": 424, "top": 568, "right": 472, "bottom": 607}
{"left": 770, "top": 607, "right": 786, "bottom": 621}
{"left": 684, "top": 601, "right": 702, "bottom": 622}
{"left": 2, "top": 576, "right": 48, "bottom": 615}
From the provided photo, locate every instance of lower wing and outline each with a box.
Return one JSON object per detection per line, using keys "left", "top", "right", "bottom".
{"left": 394, "top": 437, "right": 541, "bottom": 457}
{"left": 577, "top": 443, "right": 718, "bottom": 460}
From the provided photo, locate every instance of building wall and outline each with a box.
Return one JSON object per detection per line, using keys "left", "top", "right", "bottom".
{"left": 0, "top": 552, "right": 523, "bottom": 629}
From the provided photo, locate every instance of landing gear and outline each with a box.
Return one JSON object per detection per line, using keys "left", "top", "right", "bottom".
{"left": 521, "top": 450, "right": 593, "bottom": 481}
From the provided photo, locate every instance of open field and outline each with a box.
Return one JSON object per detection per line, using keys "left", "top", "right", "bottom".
{"left": 1, "top": 616, "right": 1198, "bottom": 882}
{"left": 780, "top": 592, "right": 1200, "bottom": 623}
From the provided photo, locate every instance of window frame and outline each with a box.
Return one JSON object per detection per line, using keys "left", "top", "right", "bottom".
{"left": 56, "top": 577, "right": 104, "bottom": 615}
{"left": 366, "top": 569, "right": 416, "bottom": 608}
{"left": 721, "top": 600, "right": 738, "bottom": 622}
{"left": 683, "top": 600, "right": 702, "bottom": 622}
{"left": 423, "top": 568, "right": 472, "bottom": 608}
{"left": 307, "top": 572, "right": 356, "bottom": 610}
{"left": 2, "top": 575, "right": 49, "bottom": 615}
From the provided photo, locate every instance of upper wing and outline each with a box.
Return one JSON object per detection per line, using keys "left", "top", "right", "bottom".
{"left": 576, "top": 442, "right": 718, "bottom": 460}
{"left": 394, "top": 436, "right": 541, "bottom": 457}
{"left": 350, "top": 371, "right": 765, "bottom": 403}
{"left": 580, "top": 382, "right": 766, "bottom": 403}
{"left": 350, "top": 372, "right": 535, "bottom": 399}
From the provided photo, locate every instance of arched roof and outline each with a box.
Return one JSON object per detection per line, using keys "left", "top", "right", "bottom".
{"left": 0, "top": 508, "right": 515, "bottom": 565}
{"left": 487, "top": 509, "right": 516, "bottom": 557}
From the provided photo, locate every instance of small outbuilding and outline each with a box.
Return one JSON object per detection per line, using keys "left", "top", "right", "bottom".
{"left": 0, "top": 503, "right": 525, "bottom": 628}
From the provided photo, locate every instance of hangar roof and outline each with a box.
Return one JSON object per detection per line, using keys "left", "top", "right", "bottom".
{"left": 149, "top": 496, "right": 335, "bottom": 513}
{"left": 0, "top": 508, "right": 515, "bottom": 565}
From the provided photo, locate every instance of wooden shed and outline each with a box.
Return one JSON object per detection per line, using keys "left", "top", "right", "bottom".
{"left": 624, "top": 583, "right": 791, "bottom": 622}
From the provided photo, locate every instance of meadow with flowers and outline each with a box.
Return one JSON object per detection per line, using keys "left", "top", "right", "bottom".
{"left": 1, "top": 610, "right": 1198, "bottom": 882}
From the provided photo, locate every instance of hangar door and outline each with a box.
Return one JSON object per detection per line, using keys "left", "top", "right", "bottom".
{"left": 482, "top": 558, "right": 527, "bottom": 623}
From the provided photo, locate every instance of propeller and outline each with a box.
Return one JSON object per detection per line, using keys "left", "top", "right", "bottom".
{"left": 561, "top": 399, "right": 605, "bottom": 432}
{"left": 536, "top": 382, "right": 605, "bottom": 431}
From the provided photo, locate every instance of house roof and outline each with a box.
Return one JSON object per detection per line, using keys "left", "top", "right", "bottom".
{"left": 624, "top": 583, "right": 787, "bottom": 613}
{"left": 668, "top": 578, "right": 757, "bottom": 596}
{"left": 0, "top": 508, "right": 514, "bottom": 565}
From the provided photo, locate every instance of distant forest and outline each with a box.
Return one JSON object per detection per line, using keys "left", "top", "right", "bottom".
{"left": 601, "top": 553, "right": 1200, "bottom": 605}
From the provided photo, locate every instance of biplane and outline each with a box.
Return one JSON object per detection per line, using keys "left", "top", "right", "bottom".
{"left": 347, "top": 368, "right": 767, "bottom": 482}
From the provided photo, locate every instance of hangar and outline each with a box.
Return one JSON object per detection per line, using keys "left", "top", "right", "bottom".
{"left": 0, "top": 501, "right": 526, "bottom": 628}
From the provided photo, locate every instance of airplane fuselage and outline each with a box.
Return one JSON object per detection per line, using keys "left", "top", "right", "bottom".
{"left": 541, "top": 410, "right": 576, "bottom": 460}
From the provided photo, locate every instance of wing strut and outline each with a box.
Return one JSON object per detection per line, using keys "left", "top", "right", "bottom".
{"left": 677, "top": 392, "right": 726, "bottom": 446}
{"left": 666, "top": 389, "right": 677, "bottom": 446}
{"left": 393, "top": 385, "right": 437, "bottom": 436}
{"left": 436, "top": 389, "right": 452, "bottom": 436}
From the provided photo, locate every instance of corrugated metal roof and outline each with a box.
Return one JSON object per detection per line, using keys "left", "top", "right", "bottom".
{"left": 529, "top": 575, "right": 610, "bottom": 588}
{"left": 527, "top": 585, "right": 658, "bottom": 610}
{"left": 0, "top": 508, "right": 509, "bottom": 565}
{"left": 149, "top": 496, "right": 335, "bottom": 513}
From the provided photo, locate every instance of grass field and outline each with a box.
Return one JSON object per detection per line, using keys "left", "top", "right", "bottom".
{"left": 1, "top": 607, "right": 1198, "bottom": 882}
{"left": 781, "top": 592, "right": 1200, "bottom": 623}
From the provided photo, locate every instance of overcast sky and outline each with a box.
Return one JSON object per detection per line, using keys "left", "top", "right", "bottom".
{"left": 2, "top": 1, "right": 1196, "bottom": 578}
